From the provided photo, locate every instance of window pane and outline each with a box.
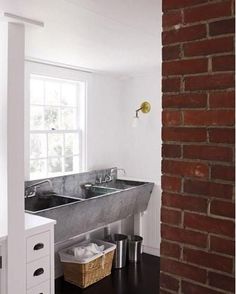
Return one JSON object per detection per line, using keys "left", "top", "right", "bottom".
{"left": 45, "top": 107, "right": 59, "bottom": 130}
{"left": 64, "top": 156, "right": 79, "bottom": 173}
{"left": 30, "top": 159, "right": 46, "bottom": 179}
{"left": 30, "top": 106, "right": 44, "bottom": 130}
{"left": 48, "top": 157, "right": 62, "bottom": 174}
{"left": 48, "top": 133, "right": 63, "bottom": 157}
{"left": 65, "top": 133, "right": 79, "bottom": 156}
{"left": 61, "top": 83, "right": 77, "bottom": 106}
{"left": 30, "top": 134, "right": 47, "bottom": 159}
{"left": 64, "top": 157, "right": 73, "bottom": 172}
{"left": 61, "top": 107, "right": 77, "bottom": 130}
{"left": 45, "top": 80, "right": 60, "bottom": 105}
{"left": 30, "top": 78, "right": 44, "bottom": 105}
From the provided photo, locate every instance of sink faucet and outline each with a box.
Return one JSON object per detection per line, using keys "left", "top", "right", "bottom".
{"left": 117, "top": 168, "right": 126, "bottom": 176}
{"left": 104, "top": 174, "right": 112, "bottom": 183}
{"left": 95, "top": 174, "right": 112, "bottom": 184}
{"left": 25, "top": 179, "right": 53, "bottom": 198}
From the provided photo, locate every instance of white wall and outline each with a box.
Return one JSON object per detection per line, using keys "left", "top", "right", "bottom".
{"left": 87, "top": 74, "right": 124, "bottom": 170}
{"left": 86, "top": 71, "right": 162, "bottom": 256}
{"left": 83, "top": 71, "right": 162, "bottom": 256}
{"left": 120, "top": 71, "right": 162, "bottom": 255}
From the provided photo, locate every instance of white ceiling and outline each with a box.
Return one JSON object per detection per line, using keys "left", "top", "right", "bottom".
{"left": 1, "top": 0, "right": 162, "bottom": 75}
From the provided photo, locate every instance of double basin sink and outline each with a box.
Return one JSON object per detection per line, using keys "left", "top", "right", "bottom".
{"left": 25, "top": 179, "right": 145, "bottom": 214}
{"left": 25, "top": 177, "right": 154, "bottom": 242}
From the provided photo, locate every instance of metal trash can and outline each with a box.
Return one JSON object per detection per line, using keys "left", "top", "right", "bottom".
{"left": 106, "top": 234, "right": 127, "bottom": 269}
{"left": 128, "top": 235, "right": 143, "bottom": 262}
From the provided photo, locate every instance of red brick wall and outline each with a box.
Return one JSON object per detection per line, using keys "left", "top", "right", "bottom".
{"left": 161, "top": 0, "right": 235, "bottom": 293}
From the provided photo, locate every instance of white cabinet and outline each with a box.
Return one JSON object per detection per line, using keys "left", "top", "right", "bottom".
{"left": 27, "top": 231, "right": 50, "bottom": 263}
{"left": 25, "top": 214, "right": 56, "bottom": 294}
{"left": 0, "top": 214, "right": 55, "bottom": 294}
{"left": 0, "top": 239, "right": 7, "bottom": 294}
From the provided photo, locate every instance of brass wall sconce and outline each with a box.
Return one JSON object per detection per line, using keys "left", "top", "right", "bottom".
{"left": 132, "top": 101, "right": 151, "bottom": 128}
{"left": 135, "top": 101, "right": 151, "bottom": 118}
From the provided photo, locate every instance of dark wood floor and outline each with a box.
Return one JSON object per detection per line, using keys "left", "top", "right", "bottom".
{"left": 55, "top": 253, "right": 160, "bottom": 294}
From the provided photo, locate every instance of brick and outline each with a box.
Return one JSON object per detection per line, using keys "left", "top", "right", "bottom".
{"left": 161, "top": 207, "right": 181, "bottom": 225}
{"left": 162, "top": 175, "right": 181, "bottom": 192}
{"left": 209, "top": 91, "right": 235, "bottom": 108}
{"left": 184, "top": 179, "right": 233, "bottom": 199}
{"left": 182, "top": 280, "right": 224, "bottom": 294}
{"left": 210, "top": 200, "right": 235, "bottom": 218}
{"left": 161, "top": 1, "right": 235, "bottom": 293}
{"left": 162, "top": 77, "right": 180, "bottom": 92}
{"left": 160, "top": 240, "right": 181, "bottom": 259}
{"left": 209, "top": 272, "right": 235, "bottom": 292}
{"left": 185, "top": 74, "right": 235, "bottom": 91}
{"left": 162, "top": 127, "right": 207, "bottom": 142}
{"left": 162, "top": 192, "right": 207, "bottom": 213}
{"left": 209, "top": 18, "right": 235, "bottom": 36}
{"left": 162, "top": 58, "right": 208, "bottom": 75}
{"left": 183, "top": 247, "right": 233, "bottom": 273}
{"left": 184, "top": 36, "right": 234, "bottom": 57}
{"left": 160, "top": 273, "right": 179, "bottom": 292}
{"left": 209, "top": 128, "right": 235, "bottom": 144}
{"left": 210, "top": 235, "right": 235, "bottom": 256}
{"left": 183, "top": 110, "right": 235, "bottom": 126}
{"left": 212, "top": 55, "right": 235, "bottom": 72}
{"left": 163, "top": 10, "right": 182, "bottom": 28}
{"left": 162, "top": 45, "right": 180, "bottom": 61}
{"left": 162, "top": 110, "right": 182, "bottom": 126}
{"left": 162, "top": 160, "right": 209, "bottom": 178}
{"left": 163, "top": 93, "right": 207, "bottom": 108}
{"left": 162, "top": 24, "right": 206, "bottom": 45}
{"left": 162, "top": 224, "right": 207, "bottom": 247}
{"left": 184, "top": 1, "right": 232, "bottom": 23}
{"left": 163, "top": 0, "right": 208, "bottom": 11}
{"left": 184, "top": 212, "right": 235, "bottom": 237}
{"left": 211, "top": 165, "right": 235, "bottom": 181}
{"left": 162, "top": 144, "right": 181, "bottom": 158}
{"left": 160, "top": 258, "right": 207, "bottom": 283}
{"left": 183, "top": 145, "right": 233, "bottom": 162}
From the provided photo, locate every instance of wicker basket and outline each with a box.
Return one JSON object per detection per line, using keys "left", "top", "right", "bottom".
{"left": 59, "top": 240, "right": 116, "bottom": 288}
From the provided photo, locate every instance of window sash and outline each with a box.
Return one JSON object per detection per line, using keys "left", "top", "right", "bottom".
{"left": 26, "top": 62, "right": 88, "bottom": 180}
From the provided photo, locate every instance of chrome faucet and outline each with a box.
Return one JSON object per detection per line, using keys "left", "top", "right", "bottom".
{"left": 117, "top": 168, "right": 126, "bottom": 176}
{"left": 25, "top": 179, "right": 53, "bottom": 198}
{"left": 104, "top": 174, "right": 112, "bottom": 183}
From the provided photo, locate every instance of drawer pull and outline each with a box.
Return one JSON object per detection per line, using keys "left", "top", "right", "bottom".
{"left": 33, "top": 243, "right": 44, "bottom": 251}
{"left": 33, "top": 268, "right": 44, "bottom": 277}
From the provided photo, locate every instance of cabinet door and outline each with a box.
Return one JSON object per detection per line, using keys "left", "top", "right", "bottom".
{"left": 0, "top": 242, "right": 6, "bottom": 294}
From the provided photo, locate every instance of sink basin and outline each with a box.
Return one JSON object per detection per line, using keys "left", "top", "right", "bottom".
{"left": 25, "top": 194, "right": 80, "bottom": 213}
{"left": 97, "top": 179, "right": 145, "bottom": 190}
{"left": 83, "top": 186, "right": 119, "bottom": 199}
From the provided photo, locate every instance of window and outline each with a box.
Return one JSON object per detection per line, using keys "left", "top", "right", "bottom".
{"left": 26, "top": 63, "right": 87, "bottom": 180}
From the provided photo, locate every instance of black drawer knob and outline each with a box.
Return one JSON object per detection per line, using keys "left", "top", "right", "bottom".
{"left": 33, "top": 268, "right": 44, "bottom": 277}
{"left": 33, "top": 243, "right": 44, "bottom": 251}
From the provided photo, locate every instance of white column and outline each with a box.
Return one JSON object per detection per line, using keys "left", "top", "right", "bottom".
{"left": 0, "top": 22, "right": 26, "bottom": 294}
{"left": 0, "top": 23, "right": 8, "bottom": 240}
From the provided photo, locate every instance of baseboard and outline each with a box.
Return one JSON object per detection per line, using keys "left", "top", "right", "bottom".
{"left": 142, "top": 245, "right": 160, "bottom": 257}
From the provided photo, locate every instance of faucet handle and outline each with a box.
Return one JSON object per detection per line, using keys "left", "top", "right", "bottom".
{"left": 95, "top": 176, "right": 102, "bottom": 184}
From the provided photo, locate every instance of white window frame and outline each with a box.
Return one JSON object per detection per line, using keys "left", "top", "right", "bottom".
{"left": 25, "top": 61, "right": 89, "bottom": 180}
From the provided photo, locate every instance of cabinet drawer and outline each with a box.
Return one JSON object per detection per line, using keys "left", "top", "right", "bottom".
{"left": 27, "top": 280, "right": 50, "bottom": 294}
{"left": 27, "top": 256, "right": 50, "bottom": 289}
{"left": 27, "top": 231, "right": 50, "bottom": 262}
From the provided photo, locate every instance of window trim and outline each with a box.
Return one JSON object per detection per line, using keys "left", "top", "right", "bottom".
{"left": 25, "top": 61, "right": 89, "bottom": 180}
